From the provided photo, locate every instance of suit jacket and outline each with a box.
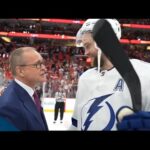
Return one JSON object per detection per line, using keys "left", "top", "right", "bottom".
{"left": 0, "top": 80, "right": 49, "bottom": 131}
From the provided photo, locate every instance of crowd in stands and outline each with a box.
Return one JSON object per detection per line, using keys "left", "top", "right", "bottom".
{"left": 123, "top": 44, "right": 150, "bottom": 62}
{"left": 121, "top": 29, "right": 150, "bottom": 40}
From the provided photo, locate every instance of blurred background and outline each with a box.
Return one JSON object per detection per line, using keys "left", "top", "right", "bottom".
{"left": 0, "top": 18, "right": 150, "bottom": 130}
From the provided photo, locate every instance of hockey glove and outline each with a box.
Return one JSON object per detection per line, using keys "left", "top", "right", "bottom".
{"left": 117, "top": 111, "right": 150, "bottom": 131}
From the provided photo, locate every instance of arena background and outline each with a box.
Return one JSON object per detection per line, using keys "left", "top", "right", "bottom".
{"left": 0, "top": 19, "right": 150, "bottom": 130}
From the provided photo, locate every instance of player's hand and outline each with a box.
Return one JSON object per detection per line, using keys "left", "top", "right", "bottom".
{"left": 116, "top": 111, "right": 150, "bottom": 130}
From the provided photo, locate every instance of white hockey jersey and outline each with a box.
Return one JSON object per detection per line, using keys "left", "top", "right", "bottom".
{"left": 70, "top": 59, "right": 150, "bottom": 131}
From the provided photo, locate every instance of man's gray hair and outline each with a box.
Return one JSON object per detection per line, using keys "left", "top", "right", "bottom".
{"left": 9, "top": 47, "right": 36, "bottom": 76}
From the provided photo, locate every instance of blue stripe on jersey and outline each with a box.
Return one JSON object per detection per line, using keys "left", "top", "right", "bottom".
{"left": 72, "top": 117, "right": 77, "bottom": 127}
{"left": 103, "top": 101, "right": 115, "bottom": 130}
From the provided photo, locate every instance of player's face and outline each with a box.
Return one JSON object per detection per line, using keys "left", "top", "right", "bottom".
{"left": 81, "top": 32, "right": 111, "bottom": 69}
{"left": 82, "top": 32, "right": 98, "bottom": 58}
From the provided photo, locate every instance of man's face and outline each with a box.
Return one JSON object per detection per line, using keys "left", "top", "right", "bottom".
{"left": 81, "top": 32, "right": 109, "bottom": 68}
{"left": 18, "top": 50, "right": 47, "bottom": 88}
{"left": 81, "top": 32, "right": 99, "bottom": 58}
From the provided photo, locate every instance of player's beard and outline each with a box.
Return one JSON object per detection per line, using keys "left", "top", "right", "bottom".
{"left": 93, "top": 53, "right": 105, "bottom": 68}
{"left": 93, "top": 53, "right": 112, "bottom": 72}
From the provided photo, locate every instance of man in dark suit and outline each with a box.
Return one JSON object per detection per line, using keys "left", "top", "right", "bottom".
{"left": 0, "top": 47, "right": 48, "bottom": 131}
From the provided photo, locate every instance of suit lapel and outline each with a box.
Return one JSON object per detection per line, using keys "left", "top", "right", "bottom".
{"left": 13, "top": 81, "right": 47, "bottom": 128}
{"left": 40, "top": 108, "right": 49, "bottom": 130}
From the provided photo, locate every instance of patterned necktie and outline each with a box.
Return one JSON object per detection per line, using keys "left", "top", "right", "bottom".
{"left": 33, "top": 92, "right": 41, "bottom": 112}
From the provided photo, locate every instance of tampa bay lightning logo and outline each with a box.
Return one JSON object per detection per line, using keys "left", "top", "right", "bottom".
{"left": 81, "top": 94, "right": 115, "bottom": 131}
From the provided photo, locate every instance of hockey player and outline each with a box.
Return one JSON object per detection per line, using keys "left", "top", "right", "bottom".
{"left": 70, "top": 19, "right": 150, "bottom": 131}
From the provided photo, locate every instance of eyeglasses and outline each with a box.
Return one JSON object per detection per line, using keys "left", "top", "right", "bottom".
{"left": 19, "top": 61, "right": 45, "bottom": 69}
